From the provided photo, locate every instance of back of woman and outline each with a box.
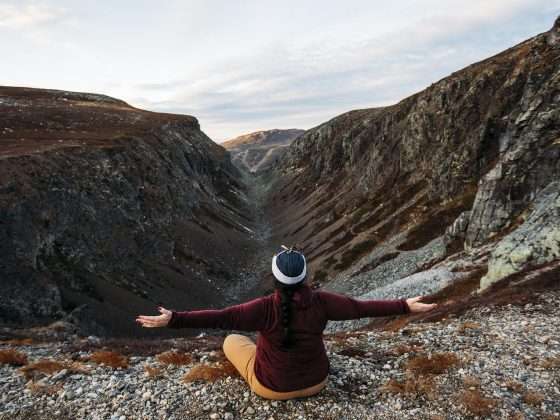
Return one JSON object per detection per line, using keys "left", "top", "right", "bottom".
{"left": 137, "top": 244, "right": 435, "bottom": 400}
{"left": 254, "top": 285, "right": 330, "bottom": 391}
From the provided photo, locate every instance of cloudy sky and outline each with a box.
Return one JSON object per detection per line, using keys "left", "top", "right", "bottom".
{"left": 1, "top": 1, "right": 559, "bottom": 142}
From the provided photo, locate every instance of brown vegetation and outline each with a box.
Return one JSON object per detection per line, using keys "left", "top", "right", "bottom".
{"left": 144, "top": 365, "right": 163, "bottom": 378}
{"left": 0, "top": 348, "right": 28, "bottom": 366}
{"left": 389, "top": 343, "right": 423, "bottom": 356}
{"left": 462, "top": 375, "right": 481, "bottom": 389}
{"left": 380, "top": 374, "right": 437, "bottom": 400}
{"left": 540, "top": 356, "right": 560, "bottom": 369}
{"left": 26, "top": 381, "right": 63, "bottom": 396}
{"left": 457, "top": 389, "right": 497, "bottom": 416}
{"left": 156, "top": 351, "right": 192, "bottom": 366}
{"left": 19, "top": 359, "right": 89, "bottom": 380}
{"left": 504, "top": 379, "right": 524, "bottom": 393}
{"left": 88, "top": 351, "right": 129, "bottom": 369}
{"left": 405, "top": 352, "right": 460, "bottom": 375}
{"left": 20, "top": 360, "right": 67, "bottom": 378}
{"left": 523, "top": 389, "right": 545, "bottom": 406}
{"left": 182, "top": 361, "right": 239, "bottom": 383}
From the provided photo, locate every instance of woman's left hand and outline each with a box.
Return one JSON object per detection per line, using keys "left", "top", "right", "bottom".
{"left": 136, "top": 307, "right": 172, "bottom": 328}
{"left": 406, "top": 296, "right": 437, "bottom": 313}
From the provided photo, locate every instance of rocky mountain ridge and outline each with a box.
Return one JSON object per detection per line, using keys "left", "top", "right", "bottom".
{"left": 264, "top": 17, "right": 560, "bottom": 302}
{"left": 0, "top": 87, "right": 263, "bottom": 336}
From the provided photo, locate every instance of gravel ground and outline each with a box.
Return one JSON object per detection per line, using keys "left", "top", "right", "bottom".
{"left": 1, "top": 291, "right": 559, "bottom": 420}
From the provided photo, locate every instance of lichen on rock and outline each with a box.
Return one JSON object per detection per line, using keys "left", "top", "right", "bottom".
{"left": 480, "top": 181, "right": 560, "bottom": 290}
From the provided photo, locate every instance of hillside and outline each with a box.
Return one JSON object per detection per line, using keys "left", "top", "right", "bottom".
{"left": 263, "top": 17, "right": 560, "bottom": 309}
{"left": 222, "top": 129, "right": 304, "bottom": 173}
{"left": 0, "top": 87, "right": 265, "bottom": 336}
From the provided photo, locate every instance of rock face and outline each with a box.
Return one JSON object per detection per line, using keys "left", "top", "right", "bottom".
{"left": 480, "top": 181, "right": 560, "bottom": 290}
{"left": 0, "top": 87, "right": 258, "bottom": 336}
{"left": 267, "top": 17, "right": 560, "bottom": 291}
{"left": 222, "top": 129, "right": 304, "bottom": 173}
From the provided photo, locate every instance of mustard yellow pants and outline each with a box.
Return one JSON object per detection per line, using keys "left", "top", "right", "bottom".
{"left": 222, "top": 334, "right": 328, "bottom": 400}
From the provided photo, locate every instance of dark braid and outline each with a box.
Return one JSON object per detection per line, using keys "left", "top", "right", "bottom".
{"left": 275, "top": 279, "right": 303, "bottom": 349}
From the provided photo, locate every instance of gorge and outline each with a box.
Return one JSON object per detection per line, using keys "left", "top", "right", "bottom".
{"left": 0, "top": 17, "right": 559, "bottom": 340}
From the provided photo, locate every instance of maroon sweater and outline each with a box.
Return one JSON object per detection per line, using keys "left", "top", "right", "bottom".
{"left": 168, "top": 285, "right": 409, "bottom": 392}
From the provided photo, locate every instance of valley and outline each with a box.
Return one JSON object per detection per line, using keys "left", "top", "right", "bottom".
{"left": 0, "top": 15, "right": 559, "bottom": 420}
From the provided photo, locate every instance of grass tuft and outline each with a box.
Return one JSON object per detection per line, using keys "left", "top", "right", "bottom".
{"left": 457, "top": 389, "right": 496, "bottom": 416}
{"left": 540, "top": 356, "right": 560, "bottom": 370}
{"left": 389, "top": 343, "right": 422, "bottom": 356}
{"left": 144, "top": 365, "right": 163, "bottom": 378}
{"left": 19, "top": 359, "right": 89, "bottom": 380}
{"left": 182, "top": 361, "right": 239, "bottom": 383}
{"left": 380, "top": 374, "right": 437, "bottom": 400}
{"left": 504, "top": 379, "right": 524, "bottom": 393}
{"left": 156, "top": 351, "right": 192, "bottom": 366}
{"left": 405, "top": 352, "right": 460, "bottom": 375}
{"left": 523, "top": 389, "right": 545, "bottom": 406}
{"left": 0, "top": 348, "right": 28, "bottom": 366}
{"left": 20, "top": 360, "right": 66, "bottom": 379}
{"left": 88, "top": 350, "right": 128, "bottom": 369}
{"left": 26, "top": 381, "right": 63, "bottom": 395}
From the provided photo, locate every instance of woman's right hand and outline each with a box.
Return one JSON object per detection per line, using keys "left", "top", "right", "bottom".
{"left": 136, "top": 307, "right": 172, "bottom": 328}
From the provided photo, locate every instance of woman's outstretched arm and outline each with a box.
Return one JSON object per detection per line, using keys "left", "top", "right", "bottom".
{"left": 136, "top": 296, "right": 273, "bottom": 331}
{"left": 318, "top": 290, "right": 436, "bottom": 321}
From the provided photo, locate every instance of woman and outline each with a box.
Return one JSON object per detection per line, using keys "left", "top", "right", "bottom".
{"left": 136, "top": 245, "right": 436, "bottom": 400}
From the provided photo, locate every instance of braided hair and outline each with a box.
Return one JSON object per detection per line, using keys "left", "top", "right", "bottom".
{"left": 275, "top": 279, "right": 304, "bottom": 349}
{"left": 271, "top": 245, "right": 307, "bottom": 350}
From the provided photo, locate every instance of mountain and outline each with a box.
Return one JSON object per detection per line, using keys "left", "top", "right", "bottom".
{"left": 0, "top": 87, "right": 262, "bottom": 336}
{"left": 2, "top": 17, "right": 559, "bottom": 339}
{"left": 222, "top": 129, "right": 304, "bottom": 173}
{"left": 263, "top": 16, "right": 560, "bottom": 313}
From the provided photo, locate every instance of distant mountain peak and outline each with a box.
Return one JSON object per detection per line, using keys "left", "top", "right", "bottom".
{"left": 222, "top": 128, "right": 304, "bottom": 173}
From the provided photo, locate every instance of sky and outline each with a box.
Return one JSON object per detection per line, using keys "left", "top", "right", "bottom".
{"left": 1, "top": 1, "right": 559, "bottom": 142}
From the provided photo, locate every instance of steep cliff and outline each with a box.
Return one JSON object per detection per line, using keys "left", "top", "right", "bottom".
{"left": 0, "top": 87, "right": 258, "bottom": 336}
{"left": 222, "top": 129, "right": 304, "bottom": 173}
{"left": 266, "top": 17, "right": 560, "bottom": 294}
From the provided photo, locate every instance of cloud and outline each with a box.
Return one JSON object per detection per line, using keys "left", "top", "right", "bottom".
{"left": 112, "top": 0, "right": 560, "bottom": 141}
{"left": 1, "top": 1, "right": 554, "bottom": 143}
{"left": 0, "top": 2, "right": 65, "bottom": 28}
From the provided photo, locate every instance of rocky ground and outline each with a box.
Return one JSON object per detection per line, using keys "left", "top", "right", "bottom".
{"left": 1, "top": 290, "right": 558, "bottom": 420}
